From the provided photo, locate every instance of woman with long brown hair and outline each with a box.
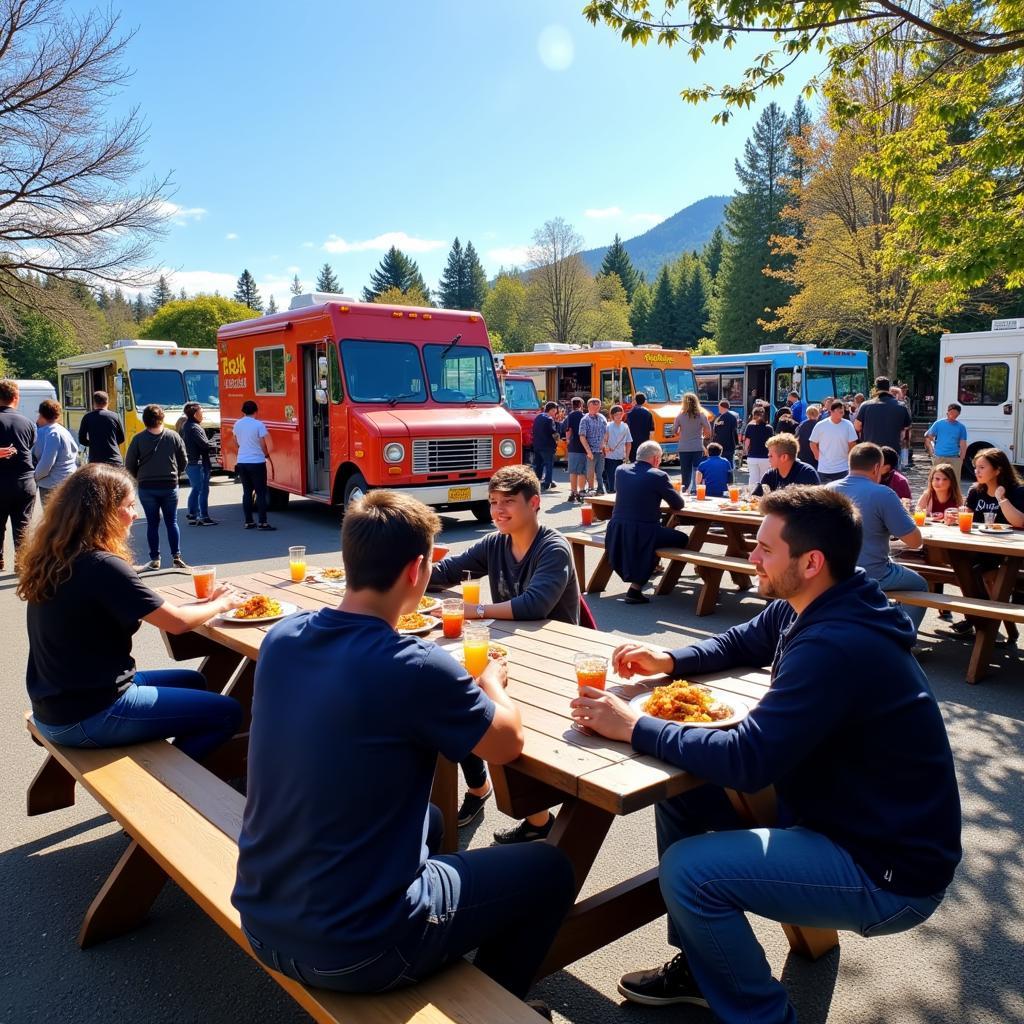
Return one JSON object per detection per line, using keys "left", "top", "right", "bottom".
{"left": 916, "top": 463, "right": 962, "bottom": 517}
{"left": 672, "top": 391, "right": 711, "bottom": 494}
{"left": 19, "top": 463, "right": 243, "bottom": 760}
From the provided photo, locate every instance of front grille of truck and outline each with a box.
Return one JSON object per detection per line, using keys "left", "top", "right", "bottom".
{"left": 412, "top": 437, "right": 493, "bottom": 474}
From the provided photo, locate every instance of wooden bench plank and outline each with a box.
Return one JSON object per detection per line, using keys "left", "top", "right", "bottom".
{"left": 888, "top": 590, "right": 1024, "bottom": 622}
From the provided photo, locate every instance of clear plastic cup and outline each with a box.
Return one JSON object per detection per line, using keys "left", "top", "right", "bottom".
{"left": 192, "top": 565, "right": 216, "bottom": 599}
{"left": 442, "top": 598, "right": 464, "bottom": 639}
{"left": 462, "top": 622, "right": 490, "bottom": 677}
{"left": 288, "top": 545, "right": 306, "bottom": 582}
{"left": 573, "top": 652, "right": 608, "bottom": 692}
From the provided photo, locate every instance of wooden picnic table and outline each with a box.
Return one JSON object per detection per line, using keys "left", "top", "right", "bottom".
{"left": 149, "top": 568, "right": 836, "bottom": 972}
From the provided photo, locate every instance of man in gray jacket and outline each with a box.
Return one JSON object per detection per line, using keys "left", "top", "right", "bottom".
{"left": 33, "top": 400, "right": 79, "bottom": 505}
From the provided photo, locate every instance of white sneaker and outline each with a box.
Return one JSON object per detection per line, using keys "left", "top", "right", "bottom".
{"left": 145, "top": 559, "right": 160, "bottom": 571}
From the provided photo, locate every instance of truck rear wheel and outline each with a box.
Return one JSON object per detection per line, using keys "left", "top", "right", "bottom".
{"left": 268, "top": 488, "right": 290, "bottom": 512}
{"left": 470, "top": 501, "right": 492, "bottom": 523}
{"left": 342, "top": 472, "right": 370, "bottom": 513}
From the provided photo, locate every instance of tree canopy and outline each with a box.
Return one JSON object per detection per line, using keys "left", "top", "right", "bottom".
{"left": 363, "top": 248, "right": 430, "bottom": 303}
{"left": 233, "top": 270, "right": 263, "bottom": 312}
{"left": 139, "top": 296, "right": 258, "bottom": 349}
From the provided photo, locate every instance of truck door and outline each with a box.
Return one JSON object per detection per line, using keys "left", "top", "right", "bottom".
{"left": 302, "top": 342, "right": 331, "bottom": 495}
{"left": 1017, "top": 361, "right": 1024, "bottom": 461}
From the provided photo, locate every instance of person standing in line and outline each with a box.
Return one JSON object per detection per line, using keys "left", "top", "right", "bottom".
{"left": 711, "top": 400, "right": 740, "bottom": 469}
{"left": 181, "top": 402, "right": 218, "bottom": 526}
{"left": 626, "top": 392, "right": 655, "bottom": 453}
{"left": 603, "top": 404, "right": 631, "bottom": 493}
{"left": 579, "top": 397, "right": 609, "bottom": 496}
{"left": 795, "top": 404, "right": 820, "bottom": 468}
{"left": 125, "top": 404, "right": 188, "bottom": 571}
{"left": 531, "top": 401, "right": 560, "bottom": 493}
{"left": 78, "top": 390, "right": 125, "bottom": 465}
{"left": 231, "top": 400, "right": 276, "bottom": 530}
{"left": 0, "top": 379, "right": 38, "bottom": 573}
{"left": 672, "top": 392, "right": 711, "bottom": 493}
{"left": 810, "top": 400, "right": 859, "bottom": 482}
{"left": 854, "top": 376, "right": 912, "bottom": 452}
{"left": 924, "top": 403, "right": 968, "bottom": 481}
{"left": 33, "top": 400, "right": 79, "bottom": 506}
{"left": 563, "top": 397, "right": 587, "bottom": 502}
{"left": 741, "top": 406, "right": 772, "bottom": 489}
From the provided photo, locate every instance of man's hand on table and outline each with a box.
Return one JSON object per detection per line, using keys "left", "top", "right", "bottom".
{"left": 611, "top": 643, "right": 673, "bottom": 679}
{"left": 205, "top": 584, "right": 245, "bottom": 615}
{"left": 477, "top": 655, "right": 508, "bottom": 691}
{"left": 570, "top": 686, "right": 641, "bottom": 743}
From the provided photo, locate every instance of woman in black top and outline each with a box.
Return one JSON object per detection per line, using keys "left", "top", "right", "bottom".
{"left": 181, "top": 401, "right": 218, "bottom": 525}
{"left": 19, "top": 464, "right": 243, "bottom": 761}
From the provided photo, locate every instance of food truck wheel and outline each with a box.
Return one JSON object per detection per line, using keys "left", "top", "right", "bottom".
{"left": 471, "top": 501, "right": 492, "bottom": 523}
{"left": 342, "top": 472, "right": 370, "bottom": 512}
{"left": 267, "top": 488, "right": 290, "bottom": 511}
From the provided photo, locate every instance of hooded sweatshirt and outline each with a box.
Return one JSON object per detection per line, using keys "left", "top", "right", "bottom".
{"left": 632, "top": 570, "right": 961, "bottom": 897}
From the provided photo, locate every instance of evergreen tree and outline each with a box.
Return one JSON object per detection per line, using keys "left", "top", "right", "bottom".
{"left": 95, "top": 286, "right": 109, "bottom": 310}
{"left": 675, "top": 260, "right": 712, "bottom": 348}
{"left": 599, "top": 234, "right": 640, "bottom": 301}
{"left": 628, "top": 281, "right": 652, "bottom": 343}
{"left": 701, "top": 226, "right": 725, "bottom": 283}
{"left": 150, "top": 274, "right": 173, "bottom": 310}
{"left": 233, "top": 269, "right": 263, "bottom": 312}
{"left": 178, "top": 288, "right": 188, "bottom": 301}
{"left": 786, "top": 96, "right": 813, "bottom": 192}
{"left": 266, "top": 294, "right": 278, "bottom": 314}
{"left": 437, "top": 238, "right": 467, "bottom": 309}
{"left": 645, "top": 266, "right": 677, "bottom": 346}
{"left": 290, "top": 273, "right": 304, "bottom": 295}
{"left": 132, "top": 293, "right": 148, "bottom": 322}
{"left": 362, "top": 246, "right": 429, "bottom": 303}
{"left": 315, "top": 263, "right": 341, "bottom": 293}
{"left": 463, "top": 241, "right": 488, "bottom": 310}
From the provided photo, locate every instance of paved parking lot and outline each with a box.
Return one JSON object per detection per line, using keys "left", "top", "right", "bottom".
{"left": 3, "top": 465, "right": 1022, "bottom": 1024}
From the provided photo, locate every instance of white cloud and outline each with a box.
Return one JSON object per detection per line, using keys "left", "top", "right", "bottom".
{"left": 630, "top": 212, "right": 666, "bottom": 227}
{"left": 286, "top": 265, "right": 301, "bottom": 274}
{"left": 155, "top": 201, "right": 207, "bottom": 227}
{"left": 162, "top": 269, "right": 237, "bottom": 295}
{"left": 322, "top": 231, "right": 446, "bottom": 255}
{"left": 537, "top": 25, "right": 574, "bottom": 71}
{"left": 225, "top": 232, "right": 238, "bottom": 240}
{"left": 487, "top": 245, "right": 530, "bottom": 268}
{"left": 584, "top": 206, "right": 622, "bottom": 219}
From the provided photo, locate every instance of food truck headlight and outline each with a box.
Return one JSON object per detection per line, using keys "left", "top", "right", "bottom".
{"left": 383, "top": 443, "right": 405, "bottom": 464}
{"left": 499, "top": 438, "right": 517, "bottom": 458}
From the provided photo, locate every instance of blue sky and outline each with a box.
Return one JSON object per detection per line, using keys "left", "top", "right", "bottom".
{"left": 104, "top": 0, "right": 810, "bottom": 309}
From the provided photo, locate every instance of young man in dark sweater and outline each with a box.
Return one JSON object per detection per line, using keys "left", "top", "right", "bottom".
{"left": 78, "top": 390, "right": 125, "bottom": 465}
{"left": 571, "top": 486, "right": 961, "bottom": 1023}
{"left": 431, "top": 464, "right": 579, "bottom": 843}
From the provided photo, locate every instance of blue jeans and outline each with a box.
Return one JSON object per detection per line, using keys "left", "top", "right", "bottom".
{"left": 248, "top": 805, "right": 575, "bottom": 999}
{"left": 603, "top": 458, "right": 623, "bottom": 492}
{"left": 656, "top": 786, "right": 944, "bottom": 1023}
{"left": 32, "top": 669, "right": 242, "bottom": 762}
{"left": 186, "top": 464, "right": 211, "bottom": 520}
{"left": 138, "top": 485, "right": 181, "bottom": 560}
{"left": 874, "top": 560, "right": 928, "bottom": 632}
{"left": 678, "top": 450, "right": 702, "bottom": 492}
{"left": 532, "top": 448, "right": 555, "bottom": 488}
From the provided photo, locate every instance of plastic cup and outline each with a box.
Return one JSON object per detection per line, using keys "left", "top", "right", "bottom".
{"left": 581, "top": 504, "right": 594, "bottom": 526}
{"left": 192, "top": 565, "right": 216, "bottom": 600}
{"left": 442, "top": 598, "right": 464, "bottom": 639}
{"left": 958, "top": 507, "right": 974, "bottom": 534}
{"left": 913, "top": 508, "right": 927, "bottom": 527}
{"left": 728, "top": 485, "right": 740, "bottom": 503}
{"left": 574, "top": 652, "right": 608, "bottom": 693}
{"left": 944, "top": 508, "right": 958, "bottom": 527}
{"left": 696, "top": 483, "right": 707, "bottom": 500}
{"left": 462, "top": 572, "right": 481, "bottom": 607}
{"left": 432, "top": 544, "right": 450, "bottom": 563}
{"left": 983, "top": 512, "right": 996, "bottom": 527}
{"left": 673, "top": 480, "right": 682, "bottom": 492}
{"left": 288, "top": 545, "right": 306, "bottom": 582}
{"left": 462, "top": 622, "right": 490, "bottom": 677}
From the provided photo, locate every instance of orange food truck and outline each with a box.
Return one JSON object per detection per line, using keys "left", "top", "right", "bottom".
{"left": 501, "top": 341, "right": 704, "bottom": 456}
{"left": 217, "top": 294, "right": 521, "bottom": 520}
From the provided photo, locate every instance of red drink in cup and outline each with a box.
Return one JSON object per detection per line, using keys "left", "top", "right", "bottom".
{"left": 696, "top": 483, "right": 707, "bottom": 500}
{"left": 192, "top": 565, "right": 216, "bottom": 600}
{"left": 574, "top": 653, "right": 608, "bottom": 692}
{"left": 442, "top": 598, "right": 464, "bottom": 639}
{"left": 581, "top": 504, "right": 594, "bottom": 526}
{"left": 958, "top": 507, "right": 974, "bottom": 534}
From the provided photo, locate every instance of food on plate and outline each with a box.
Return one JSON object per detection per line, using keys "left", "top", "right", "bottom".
{"left": 233, "top": 595, "right": 283, "bottom": 620}
{"left": 453, "top": 641, "right": 509, "bottom": 664}
{"left": 642, "top": 681, "right": 733, "bottom": 724}
{"left": 319, "top": 567, "right": 346, "bottom": 581}
{"left": 983, "top": 523, "right": 1012, "bottom": 532}
{"left": 418, "top": 596, "right": 441, "bottom": 610}
{"left": 397, "top": 611, "right": 435, "bottom": 632}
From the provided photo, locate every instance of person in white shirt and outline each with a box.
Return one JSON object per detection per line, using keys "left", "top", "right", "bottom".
{"left": 230, "top": 400, "right": 276, "bottom": 531}
{"left": 603, "top": 405, "right": 632, "bottom": 493}
{"left": 810, "top": 401, "right": 859, "bottom": 482}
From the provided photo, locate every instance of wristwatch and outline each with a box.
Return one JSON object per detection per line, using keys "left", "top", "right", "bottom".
{"left": 476, "top": 603, "right": 486, "bottom": 618}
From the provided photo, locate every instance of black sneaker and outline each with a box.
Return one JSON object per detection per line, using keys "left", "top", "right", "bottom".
{"left": 951, "top": 620, "right": 974, "bottom": 634}
{"left": 257, "top": 522, "right": 277, "bottom": 531}
{"left": 457, "top": 789, "right": 491, "bottom": 827}
{"left": 623, "top": 590, "right": 650, "bottom": 605}
{"left": 492, "top": 816, "right": 553, "bottom": 845}
{"left": 244, "top": 522, "right": 257, "bottom": 530}
{"left": 618, "top": 952, "right": 709, "bottom": 1008}
{"left": 186, "top": 513, "right": 196, "bottom": 522}
{"left": 200, "top": 518, "right": 219, "bottom": 526}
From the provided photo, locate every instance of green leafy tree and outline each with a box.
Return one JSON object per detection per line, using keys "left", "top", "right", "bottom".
{"left": 580, "top": 272, "right": 633, "bottom": 342}
{"left": 150, "top": 275, "right": 173, "bottom": 310}
{"left": 290, "top": 274, "right": 304, "bottom": 295}
{"left": 599, "top": 234, "right": 640, "bottom": 301}
{"left": 315, "top": 264, "right": 341, "bottom": 293}
{"left": 140, "top": 296, "right": 259, "bottom": 349}
{"left": 629, "top": 280, "right": 652, "bottom": 342}
{"left": 363, "top": 247, "right": 429, "bottom": 303}
{"left": 463, "top": 241, "right": 488, "bottom": 311}
{"left": 645, "top": 266, "right": 677, "bottom": 346}
{"left": 371, "top": 284, "right": 432, "bottom": 307}
{"left": 482, "top": 273, "right": 531, "bottom": 352}
{"left": 3, "top": 310, "right": 79, "bottom": 382}
{"left": 233, "top": 269, "right": 263, "bottom": 312}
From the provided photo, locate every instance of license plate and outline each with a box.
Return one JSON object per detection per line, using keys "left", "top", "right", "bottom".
{"left": 447, "top": 487, "right": 471, "bottom": 502}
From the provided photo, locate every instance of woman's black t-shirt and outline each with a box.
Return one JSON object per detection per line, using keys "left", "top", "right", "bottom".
{"left": 26, "top": 551, "right": 164, "bottom": 725}
{"left": 966, "top": 483, "right": 1024, "bottom": 524}
{"left": 743, "top": 422, "right": 774, "bottom": 459}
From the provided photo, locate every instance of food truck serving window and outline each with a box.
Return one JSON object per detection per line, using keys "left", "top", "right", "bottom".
{"left": 341, "top": 340, "right": 426, "bottom": 403}
{"left": 254, "top": 347, "right": 286, "bottom": 395}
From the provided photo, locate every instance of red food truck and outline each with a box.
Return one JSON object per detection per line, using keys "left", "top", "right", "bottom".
{"left": 217, "top": 294, "right": 521, "bottom": 520}
{"left": 497, "top": 370, "right": 542, "bottom": 453}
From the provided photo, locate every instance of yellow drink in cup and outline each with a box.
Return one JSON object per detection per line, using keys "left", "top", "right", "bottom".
{"left": 288, "top": 545, "right": 306, "bottom": 582}
{"left": 462, "top": 571, "right": 480, "bottom": 606}
{"left": 463, "top": 623, "right": 490, "bottom": 677}
{"left": 913, "top": 508, "right": 927, "bottom": 527}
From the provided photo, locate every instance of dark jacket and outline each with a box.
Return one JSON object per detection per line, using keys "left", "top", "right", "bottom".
{"left": 125, "top": 429, "right": 187, "bottom": 488}
{"left": 625, "top": 404, "right": 655, "bottom": 447}
{"left": 712, "top": 410, "right": 739, "bottom": 455}
{"left": 0, "top": 406, "right": 37, "bottom": 483}
{"left": 531, "top": 412, "right": 559, "bottom": 454}
{"left": 752, "top": 459, "right": 820, "bottom": 496}
{"left": 632, "top": 570, "right": 962, "bottom": 897}
{"left": 78, "top": 408, "right": 125, "bottom": 465}
{"left": 606, "top": 461, "right": 684, "bottom": 585}
{"left": 181, "top": 418, "right": 216, "bottom": 469}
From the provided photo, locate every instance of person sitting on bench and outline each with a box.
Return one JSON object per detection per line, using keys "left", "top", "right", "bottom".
{"left": 20, "top": 463, "right": 244, "bottom": 762}
{"left": 233, "top": 490, "right": 574, "bottom": 1004}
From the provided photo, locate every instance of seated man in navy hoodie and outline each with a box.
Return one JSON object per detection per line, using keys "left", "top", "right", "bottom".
{"left": 233, "top": 490, "right": 573, "bottom": 1004}
{"left": 571, "top": 486, "right": 961, "bottom": 1023}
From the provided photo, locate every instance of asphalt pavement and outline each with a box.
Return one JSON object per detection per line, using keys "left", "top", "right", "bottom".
{"left": 2, "top": 463, "right": 1023, "bottom": 1024}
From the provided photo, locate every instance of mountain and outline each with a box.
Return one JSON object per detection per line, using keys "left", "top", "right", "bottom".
{"left": 581, "top": 195, "right": 731, "bottom": 281}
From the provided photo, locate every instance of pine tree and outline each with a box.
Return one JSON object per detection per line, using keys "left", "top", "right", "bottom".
{"left": 178, "top": 288, "right": 187, "bottom": 301}
{"left": 362, "top": 246, "right": 430, "bottom": 303}
{"left": 628, "top": 281, "right": 652, "bottom": 343}
{"left": 266, "top": 295, "right": 278, "bottom": 314}
{"left": 786, "top": 96, "right": 813, "bottom": 192}
{"left": 645, "top": 266, "right": 677, "bottom": 346}
{"left": 463, "top": 241, "right": 488, "bottom": 311}
{"left": 701, "top": 226, "right": 725, "bottom": 282}
{"left": 315, "top": 263, "right": 341, "bottom": 293}
{"left": 132, "top": 293, "right": 148, "bottom": 322}
{"left": 150, "top": 275, "right": 173, "bottom": 310}
{"left": 234, "top": 269, "right": 263, "bottom": 312}
{"left": 437, "top": 238, "right": 467, "bottom": 308}
{"left": 290, "top": 273, "right": 304, "bottom": 295}
{"left": 95, "top": 286, "right": 109, "bottom": 310}
{"left": 675, "top": 260, "right": 711, "bottom": 348}
{"left": 599, "top": 234, "right": 640, "bottom": 301}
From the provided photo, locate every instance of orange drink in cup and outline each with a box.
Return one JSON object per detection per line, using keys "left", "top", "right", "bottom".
{"left": 728, "top": 485, "right": 740, "bottom": 503}
{"left": 442, "top": 598, "right": 464, "bottom": 639}
{"left": 288, "top": 546, "right": 307, "bottom": 582}
{"left": 581, "top": 504, "right": 594, "bottom": 526}
{"left": 913, "top": 508, "right": 927, "bottom": 527}
{"left": 574, "top": 652, "right": 608, "bottom": 692}
{"left": 696, "top": 483, "right": 707, "bottom": 501}
{"left": 192, "top": 565, "right": 216, "bottom": 600}
{"left": 673, "top": 480, "right": 682, "bottom": 493}
{"left": 463, "top": 623, "right": 490, "bottom": 677}
{"left": 958, "top": 507, "right": 974, "bottom": 534}
{"left": 462, "top": 571, "right": 480, "bottom": 607}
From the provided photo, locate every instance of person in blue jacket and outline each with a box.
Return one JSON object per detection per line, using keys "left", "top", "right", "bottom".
{"left": 571, "top": 485, "right": 962, "bottom": 1024}
{"left": 606, "top": 440, "right": 686, "bottom": 604}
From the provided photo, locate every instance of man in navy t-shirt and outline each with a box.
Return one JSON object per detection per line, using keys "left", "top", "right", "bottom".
{"left": 694, "top": 442, "right": 733, "bottom": 497}
{"left": 232, "top": 490, "right": 573, "bottom": 1001}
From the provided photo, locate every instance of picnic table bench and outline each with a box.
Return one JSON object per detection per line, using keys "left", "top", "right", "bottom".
{"left": 24, "top": 715, "right": 544, "bottom": 1024}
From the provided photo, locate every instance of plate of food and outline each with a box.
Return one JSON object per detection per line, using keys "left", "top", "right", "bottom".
{"left": 980, "top": 523, "right": 1018, "bottom": 536}
{"left": 221, "top": 595, "right": 297, "bottom": 624}
{"left": 451, "top": 641, "right": 510, "bottom": 665}
{"left": 312, "top": 567, "right": 346, "bottom": 586}
{"left": 418, "top": 596, "right": 442, "bottom": 614}
{"left": 396, "top": 611, "right": 441, "bottom": 635}
{"left": 629, "top": 681, "right": 750, "bottom": 728}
